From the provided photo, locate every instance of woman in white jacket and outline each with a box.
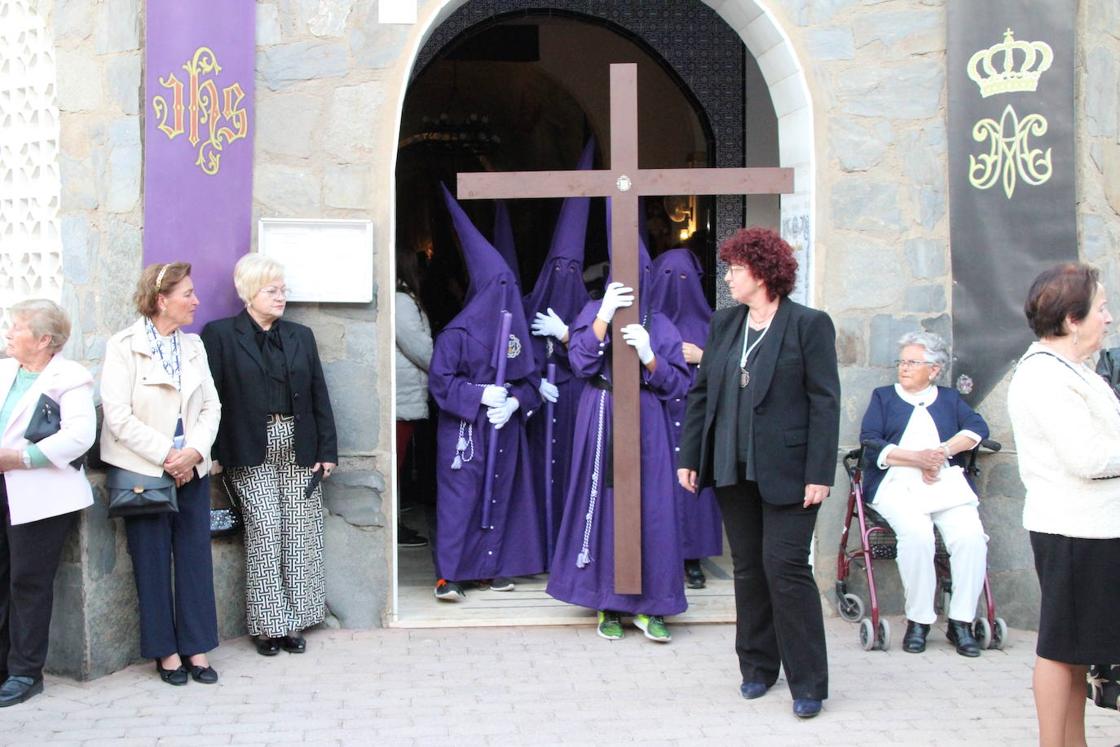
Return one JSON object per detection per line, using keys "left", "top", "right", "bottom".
{"left": 100, "top": 262, "right": 221, "bottom": 687}
{"left": 1008, "top": 262, "right": 1120, "bottom": 747}
{"left": 395, "top": 248, "right": 433, "bottom": 548}
{"left": 0, "top": 299, "right": 95, "bottom": 707}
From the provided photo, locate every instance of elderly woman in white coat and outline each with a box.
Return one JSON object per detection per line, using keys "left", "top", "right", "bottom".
{"left": 100, "top": 262, "right": 221, "bottom": 687}
{"left": 395, "top": 248, "right": 433, "bottom": 548}
{"left": 0, "top": 299, "right": 95, "bottom": 707}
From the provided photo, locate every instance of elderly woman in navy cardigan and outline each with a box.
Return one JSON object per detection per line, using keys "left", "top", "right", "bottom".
{"left": 860, "top": 331, "right": 990, "bottom": 657}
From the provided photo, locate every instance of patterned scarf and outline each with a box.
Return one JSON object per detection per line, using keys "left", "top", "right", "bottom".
{"left": 144, "top": 316, "right": 182, "bottom": 390}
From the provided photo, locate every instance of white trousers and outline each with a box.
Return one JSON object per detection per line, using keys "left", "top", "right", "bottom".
{"left": 871, "top": 493, "right": 988, "bottom": 625}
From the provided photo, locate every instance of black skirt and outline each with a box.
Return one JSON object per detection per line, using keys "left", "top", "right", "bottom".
{"left": 1031, "top": 531, "right": 1120, "bottom": 664}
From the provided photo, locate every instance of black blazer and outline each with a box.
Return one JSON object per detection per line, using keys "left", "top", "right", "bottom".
{"left": 201, "top": 311, "right": 338, "bottom": 468}
{"left": 677, "top": 297, "right": 841, "bottom": 505}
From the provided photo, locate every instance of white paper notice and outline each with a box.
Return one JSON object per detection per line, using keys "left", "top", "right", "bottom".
{"left": 258, "top": 218, "right": 374, "bottom": 303}
{"left": 378, "top": 0, "right": 417, "bottom": 24}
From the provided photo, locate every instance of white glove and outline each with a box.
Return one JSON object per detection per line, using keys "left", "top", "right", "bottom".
{"left": 539, "top": 378, "right": 559, "bottom": 403}
{"left": 596, "top": 282, "right": 634, "bottom": 324}
{"left": 487, "top": 397, "right": 520, "bottom": 429}
{"left": 480, "top": 384, "right": 507, "bottom": 408}
{"left": 621, "top": 323, "right": 655, "bottom": 365}
{"left": 531, "top": 308, "right": 568, "bottom": 340}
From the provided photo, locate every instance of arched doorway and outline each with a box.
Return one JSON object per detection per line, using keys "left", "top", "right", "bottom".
{"left": 388, "top": 1, "right": 798, "bottom": 627}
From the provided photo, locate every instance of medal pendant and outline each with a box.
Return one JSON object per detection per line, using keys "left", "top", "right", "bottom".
{"left": 739, "top": 369, "right": 750, "bottom": 389}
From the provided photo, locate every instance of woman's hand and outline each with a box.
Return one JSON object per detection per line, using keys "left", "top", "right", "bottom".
{"left": 803, "top": 483, "right": 829, "bottom": 508}
{"left": 164, "top": 447, "right": 202, "bottom": 483}
{"left": 0, "top": 448, "right": 23, "bottom": 472}
{"left": 921, "top": 466, "right": 941, "bottom": 485}
{"left": 682, "top": 342, "right": 704, "bottom": 365}
{"left": 677, "top": 468, "right": 698, "bottom": 494}
{"left": 210, "top": 460, "right": 223, "bottom": 476}
{"left": 313, "top": 461, "right": 336, "bottom": 478}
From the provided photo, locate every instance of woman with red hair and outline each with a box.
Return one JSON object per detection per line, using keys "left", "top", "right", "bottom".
{"left": 677, "top": 227, "right": 840, "bottom": 719}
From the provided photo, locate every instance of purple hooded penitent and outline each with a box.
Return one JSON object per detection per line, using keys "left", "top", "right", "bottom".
{"left": 647, "top": 248, "right": 723, "bottom": 561}
{"left": 427, "top": 184, "right": 546, "bottom": 583}
{"left": 523, "top": 139, "right": 594, "bottom": 555}
{"left": 492, "top": 200, "right": 520, "bottom": 281}
{"left": 546, "top": 200, "right": 690, "bottom": 616}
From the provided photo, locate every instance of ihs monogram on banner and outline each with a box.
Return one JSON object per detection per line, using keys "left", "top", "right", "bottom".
{"left": 966, "top": 29, "right": 1054, "bottom": 199}
{"left": 151, "top": 46, "right": 249, "bottom": 176}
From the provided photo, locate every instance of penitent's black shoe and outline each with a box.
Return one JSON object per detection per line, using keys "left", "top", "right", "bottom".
{"left": 0, "top": 676, "right": 43, "bottom": 707}
{"left": 684, "top": 559, "right": 706, "bottom": 589}
{"left": 902, "top": 620, "right": 930, "bottom": 653}
{"left": 946, "top": 619, "right": 982, "bottom": 657}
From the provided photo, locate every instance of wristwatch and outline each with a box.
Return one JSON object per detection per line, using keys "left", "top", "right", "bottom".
{"left": 20, "top": 450, "right": 31, "bottom": 469}
{"left": 940, "top": 443, "right": 952, "bottom": 459}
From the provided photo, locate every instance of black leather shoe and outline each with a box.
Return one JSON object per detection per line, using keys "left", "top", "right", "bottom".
{"left": 256, "top": 637, "right": 282, "bottom": 657}
{"left": 739, "top": 681, "right": 770, "bottom": 700}
{"left": 793, "top": 698, "right": 822, "bottom": 719}
{"left": 281, "top": 635, "right": 306, "bottom": 654}
{"left": 155, "top": 661, "right": 188, "bottom": 686}
{"left": 946, "top": 619, "right": 982, "bottom": 657}
{"left": 0, "top": 676, "right": 43, "bottom": 707}
{"left": 684, "top": 560, "right": 706, "bottom": 590}
{"left": 902, "top": 620, "right": 930, "bottom": 653}
{"left": 189, "top": 665, "right": 218, "bottom": 684}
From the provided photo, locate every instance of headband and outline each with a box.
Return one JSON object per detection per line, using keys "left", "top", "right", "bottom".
{"left": 155, "top": 264, "right": 170, "bottom": 292}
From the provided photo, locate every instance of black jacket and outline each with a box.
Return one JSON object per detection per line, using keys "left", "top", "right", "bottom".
{"left": 201, "top": 311, "right": 338, "bottom": 468}
{"left": 677, "top": 297, "right": 840, "bottom": 504}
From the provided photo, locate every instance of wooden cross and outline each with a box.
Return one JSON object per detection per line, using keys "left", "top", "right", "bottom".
{"left": 458, "top": 63, "right": 793, "bottom": 594}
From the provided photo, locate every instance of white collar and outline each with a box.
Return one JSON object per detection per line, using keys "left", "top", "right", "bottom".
{"left": 894, "top": 382, "right": 938, "bottom": 407}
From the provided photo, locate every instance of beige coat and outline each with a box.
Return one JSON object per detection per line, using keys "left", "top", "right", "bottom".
{"left": 99, "top": 318, "right": 221, "bottom": 478}
{"left": 0, "top": 355, "right": 96, "bottom": 525}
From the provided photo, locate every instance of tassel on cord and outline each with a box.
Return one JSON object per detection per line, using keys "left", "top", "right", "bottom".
{"left": 451, "top": 421, "right": 474, "bottom": 471}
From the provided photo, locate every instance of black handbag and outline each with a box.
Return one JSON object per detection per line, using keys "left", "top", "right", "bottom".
{"left": 106, "top": 468, "right": 178, "bottom": 518}
{"left": 24, "top": 393, "right": 84, "bottom": 469}
{"left": 210, "top": 473, "right": 244, "bottom": 538}
{"left": 1088, "top": 664, "right": 1120, "bottom": 710}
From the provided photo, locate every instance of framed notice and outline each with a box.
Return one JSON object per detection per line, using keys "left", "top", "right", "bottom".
{"left": 258, "top": 218, "right": 374, "bottom": 303}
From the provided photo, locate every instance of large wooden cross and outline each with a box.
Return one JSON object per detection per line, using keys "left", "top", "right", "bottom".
{"left": 458, "top": 64, "right": 793, "bottom": 594}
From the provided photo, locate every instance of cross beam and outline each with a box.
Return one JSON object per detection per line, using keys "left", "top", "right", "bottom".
{"left": 458, "top": 64, "right": 793, "bottom": 594}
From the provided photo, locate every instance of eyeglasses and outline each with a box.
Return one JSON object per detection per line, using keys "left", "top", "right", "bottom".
{"left": 260, "top": 286, "right": 291, "bottom": 298}
{"left": 895, "top": 359, "right": 933, "bottom": 369}
{"left": 727, "top": 265, "right": 751, "bottom": 275}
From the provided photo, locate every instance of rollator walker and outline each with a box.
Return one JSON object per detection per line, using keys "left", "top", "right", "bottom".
{"left": 833, "top": 441, "right": 1009, "bottom": 651}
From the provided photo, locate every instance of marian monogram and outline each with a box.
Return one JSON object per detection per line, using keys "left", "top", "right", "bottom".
{"left": 151, "top": 47, "right": 249, "bottom": 176}
{"left": 966, "top": 29, "right": 1054, "bottom": 199}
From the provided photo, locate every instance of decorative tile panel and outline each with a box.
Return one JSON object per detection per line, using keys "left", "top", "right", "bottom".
{"left": 0, "top": 0, "right": 64, "bottom": 312}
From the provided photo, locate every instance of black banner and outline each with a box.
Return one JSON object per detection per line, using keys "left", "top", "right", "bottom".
{"left": 948, "top": 0, "right": 1077, "bottom": 404}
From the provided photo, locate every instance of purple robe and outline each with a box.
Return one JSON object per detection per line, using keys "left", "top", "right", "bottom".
{"left": 429, "top": 330, "right": 545, "bottom": 581}
{"left": 648, "top": 248, "right": 723, "bottom": 559}
{"left": 523, "top": 139, "right": 594, "bottom": 556}
{"left": 429, "top": 184, "right": 547, "bottom": 582}
{"left": 545, "top": 303, "right": 690, "bottom": 615}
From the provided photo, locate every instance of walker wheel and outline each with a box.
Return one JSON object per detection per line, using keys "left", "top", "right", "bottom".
{"left": 973, "top": 617, "right": 992, "bottom": 649}
{"left": 837, "top": 592, "right": 864, "bottom": 623}
{"left": 876, "top": 617, "right": 891, "bottom": 651}
{"left": 991, "top": 618, "right": 1009, "bottom": 650}
{"left": 859, "top": 618, "right": 876, "bottom": 651}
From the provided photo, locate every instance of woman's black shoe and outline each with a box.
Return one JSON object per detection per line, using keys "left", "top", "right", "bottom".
{"left": 281, "top": 635, "right": 306, "bottom": 654}
{"left": 155, "top": 660, "right": 188, "bottom": 686}
{"left": 256, "top": 637, "right": 282, "bottom": 656}
{"left": 902, "top": 620, "right": 930, "bottom": 653}
{"left": 189, "top": 665, "right": 219, "bottom": 684}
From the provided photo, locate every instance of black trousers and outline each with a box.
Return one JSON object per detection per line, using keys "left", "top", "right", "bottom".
{"left": 0, "top": 479, "right": 77, "bottom": 680}
{"left": 124, "top": 475, "right": 218, "bottom": 659}
{"left": 715, "top": 480, "right": 829, "bottom": 700}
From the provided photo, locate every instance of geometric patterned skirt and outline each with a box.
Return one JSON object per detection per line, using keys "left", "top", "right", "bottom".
{"left": 227, "top": 416, "right": 326, "bottom": 638}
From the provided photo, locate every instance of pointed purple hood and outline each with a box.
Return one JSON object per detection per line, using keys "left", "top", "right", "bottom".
{"left": 648, "top": 247, "right": 711, "bottom": 346}
{"left": 440, "top": 183, "right": 536, "bottom": 382}
{"left": 523, "top": 138, "right": 595, "bottom": 370}
{"left": 492, "top": 200, "right": 520, "bottom": 280}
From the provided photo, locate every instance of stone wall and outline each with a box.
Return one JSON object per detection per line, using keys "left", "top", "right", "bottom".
{"left": 29, "top": 0, "right": 1120, "bottom": 677}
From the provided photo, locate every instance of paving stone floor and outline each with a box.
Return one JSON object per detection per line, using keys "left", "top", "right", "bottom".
{"left": 2, "top": 617, "right": 1117, "bottom": 745}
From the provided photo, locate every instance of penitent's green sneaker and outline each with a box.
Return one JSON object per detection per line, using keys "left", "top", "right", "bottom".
{"left": 597, "top": 610, "right": 624, "bottom": 640}
{"left": 633, "top": 614, "right": 671, "bottom": 643}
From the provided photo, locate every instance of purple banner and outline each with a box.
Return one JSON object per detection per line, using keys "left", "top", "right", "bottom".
{"left": 143, "top": 1, "right": 255, "bottom": 330}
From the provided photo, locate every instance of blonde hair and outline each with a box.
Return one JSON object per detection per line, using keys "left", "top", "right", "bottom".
{"left": 10, "top": 299, "right": 71, "bottom": 353}
{"left": 233, "top": 254, "right": 285, "bottom": 304}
